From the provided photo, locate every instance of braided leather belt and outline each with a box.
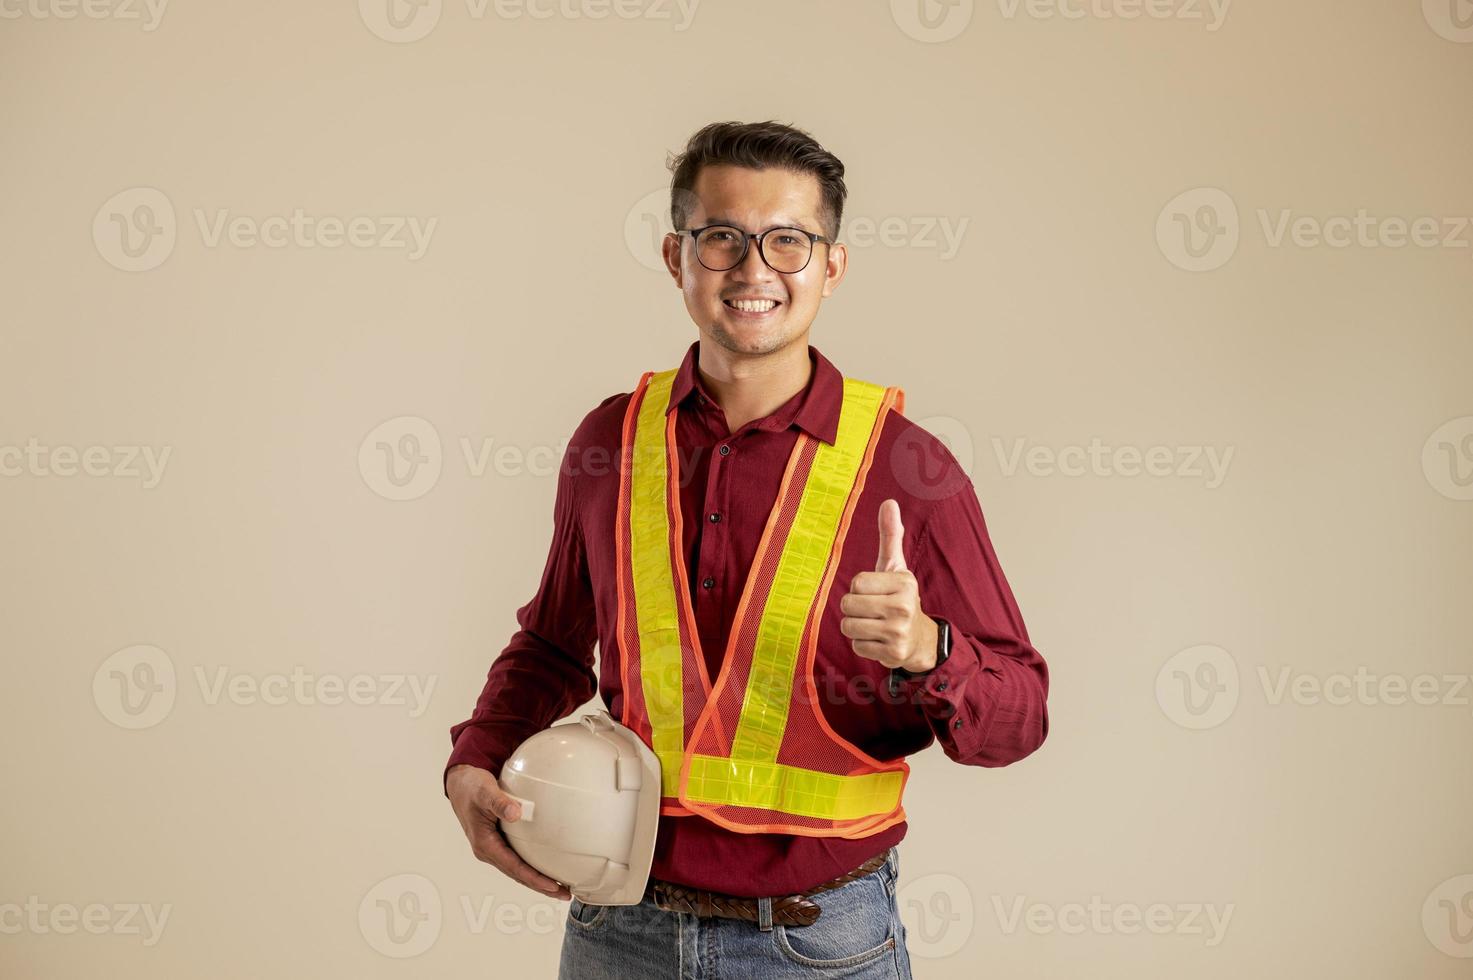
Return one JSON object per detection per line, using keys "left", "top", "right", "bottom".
{"left": 645, "top": 851, "right": 888, "bottom": 928}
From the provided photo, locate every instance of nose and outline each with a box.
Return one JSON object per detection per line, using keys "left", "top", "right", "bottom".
{"left": 732, "top": 235, "right": 778, "bottom": 282}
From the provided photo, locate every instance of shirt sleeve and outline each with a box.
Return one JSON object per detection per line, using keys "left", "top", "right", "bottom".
{"left": 443, "top": 435, "right": 600, "bottom": 797}
{"left": 891, "top": 479, "right": 1050, "bottom": 767}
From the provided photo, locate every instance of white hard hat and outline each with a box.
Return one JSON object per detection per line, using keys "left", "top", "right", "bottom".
{"left": 498, "top": 710, "right": 661, "bottom": 906}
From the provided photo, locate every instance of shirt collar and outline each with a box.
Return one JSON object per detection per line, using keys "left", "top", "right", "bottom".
{"left": 666, "top": 339, "right": 843, "bottom": 446}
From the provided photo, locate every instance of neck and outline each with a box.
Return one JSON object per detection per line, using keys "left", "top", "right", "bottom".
{"left": 694, "top": 337, "right": 813, "bottom": 435}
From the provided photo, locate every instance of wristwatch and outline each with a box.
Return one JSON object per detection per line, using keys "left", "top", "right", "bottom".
{"left": 887, "top": 617, "right": 951, "bottom": 695}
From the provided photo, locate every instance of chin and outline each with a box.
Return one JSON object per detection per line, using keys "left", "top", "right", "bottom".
{"left": 707, "top": 319, "right": 788, "bottom": 356}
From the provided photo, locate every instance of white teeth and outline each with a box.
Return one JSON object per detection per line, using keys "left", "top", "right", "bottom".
{"left": 727, "top": 299, "right": 778, "bottom": 312}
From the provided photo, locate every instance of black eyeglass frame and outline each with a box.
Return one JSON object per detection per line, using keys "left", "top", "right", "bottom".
{"left": 674, "top": 223, "right": 834, "bottom": 274}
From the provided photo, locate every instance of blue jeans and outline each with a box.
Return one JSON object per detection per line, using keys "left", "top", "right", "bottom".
{"left": 558, "top": 845, "right": 913, "bottom": 979}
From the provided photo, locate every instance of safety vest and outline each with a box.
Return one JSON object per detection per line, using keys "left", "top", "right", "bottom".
{"left": 614, "top": 365, "right": 911, "bottom": 839}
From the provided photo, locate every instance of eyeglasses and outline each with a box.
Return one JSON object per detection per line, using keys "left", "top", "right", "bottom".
{"left": 675, "top": 223, "right": 832, "bottom": 275}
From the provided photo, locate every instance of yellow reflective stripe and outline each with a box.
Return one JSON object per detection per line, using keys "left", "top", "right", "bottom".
{"left": 656, "top": 748, "right": 686, "bottom": 796}
{"left": 684, "top": 753, "right": 903, "bottom": 821}
{"left": 728, "top": 378, "right": 887, "bottom": 766}
{"left": 629, "top": 369, "right": 685, "bottom": 794}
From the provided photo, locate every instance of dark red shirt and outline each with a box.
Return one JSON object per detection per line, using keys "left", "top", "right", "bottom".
{"left": 446, "top": 340, "right": 1049, "bottom": 897}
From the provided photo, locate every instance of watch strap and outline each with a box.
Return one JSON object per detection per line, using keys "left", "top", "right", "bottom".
{"left": 887, "top": 617, "right": 951, "bottom": 695}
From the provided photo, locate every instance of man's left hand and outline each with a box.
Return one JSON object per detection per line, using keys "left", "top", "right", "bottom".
{"left": 840, "top": 498, "right": 939, "bottom": 672}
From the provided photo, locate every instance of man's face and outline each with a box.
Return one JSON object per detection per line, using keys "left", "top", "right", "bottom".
{"left": 663, "top": 165, "right": 847, "bottom": 357}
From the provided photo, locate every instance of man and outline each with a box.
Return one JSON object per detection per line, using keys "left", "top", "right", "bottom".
{"left": 446, "top": 120, "right": 1050, "bottom": 978}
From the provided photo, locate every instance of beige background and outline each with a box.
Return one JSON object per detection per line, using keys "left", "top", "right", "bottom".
{"left": 3, "top": 1, "right": 1471, "bottom": 977}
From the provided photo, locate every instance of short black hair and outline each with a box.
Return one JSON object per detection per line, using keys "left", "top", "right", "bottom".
{"left": 667, "top": 120, "right": 847, "bottom": 242}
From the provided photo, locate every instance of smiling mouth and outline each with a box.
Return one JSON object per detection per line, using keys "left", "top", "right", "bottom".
{"left": 723, "top": 298, "right": 783, "bottom": 315}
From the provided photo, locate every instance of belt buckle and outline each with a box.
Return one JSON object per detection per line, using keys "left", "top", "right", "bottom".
{"left": 769, "top": 893, "right": 823, "bottom": 929}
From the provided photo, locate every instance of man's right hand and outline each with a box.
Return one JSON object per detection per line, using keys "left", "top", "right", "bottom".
{"left": 446, "top": 763, "right": 573, "bottom": 900}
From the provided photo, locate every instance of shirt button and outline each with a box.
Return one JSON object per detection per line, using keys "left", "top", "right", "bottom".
{"left": 952, "top": 718, "right": 963, "bottom": 729}
{"left": 718, "top": 444, "right": 730, "bottom": 456}
{"left": 702, "top": 577, "right": 715, "bottom": 589}
{"left": 936, "top": 680, "right": 948, "bottom": 692}
{"left": 708, "top": 512, "right": 721, "bottom": 523}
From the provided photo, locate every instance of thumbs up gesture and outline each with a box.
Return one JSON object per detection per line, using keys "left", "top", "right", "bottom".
{"left": 839, "top": 498, "right": 940, "bottom": 672}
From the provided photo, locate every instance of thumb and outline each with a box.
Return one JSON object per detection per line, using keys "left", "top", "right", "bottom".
{"left": 876, "top": 498, "right": 907, "bottom": 573}
{"left": 486, "top": 781, "right": 523, "bottom": 823}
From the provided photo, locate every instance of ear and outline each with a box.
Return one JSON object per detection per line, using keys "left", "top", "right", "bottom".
{"left": 820, "top": 240, "right": 847, "bottom": 298}
{"left": 662, "top": 231, "right": 684, "bottom": 286}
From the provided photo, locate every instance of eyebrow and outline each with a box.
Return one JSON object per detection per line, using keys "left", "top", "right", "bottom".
{"left": 701, "top": 216, "right": 815, "bottom": 232}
